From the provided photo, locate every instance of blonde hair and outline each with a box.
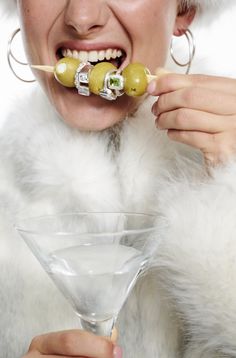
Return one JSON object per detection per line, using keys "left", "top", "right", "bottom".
{"left": 179, "top": 0, "right": 228, "bottom": 12}
{"left": 0, "top": 0, "right": 232, "bottom": 17}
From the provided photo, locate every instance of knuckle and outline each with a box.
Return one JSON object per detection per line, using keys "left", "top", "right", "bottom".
{"left": 191, "top": 74, "right": 208, "bottom": 86}
{"left": 206, "top": 134, "right": 225, "bottom": 156}
{"left": 178, "top": 130, "right": 188, "bottom": 140}
{"left": 157, "top": 112, "right": 166, "bottom": 128}
{"left": 215, "top": 141, "right": 231, "bottom": 158}
{"left": 159, "top": 74, "right": 176, "bottom": 91}
{"left": 210, "top": 133, "right": 218, "bottom": 146}
{"left": 167, "top": 130, "right": 174, "bottom": 140}
{"left": 229, "top": 135, "right": 236, "bottom": 152}
{"left": 60, "top": 332, "right": 77, "bottom": 351}
{"left": 174, "top": 109, "right": 188, "bottom": 128}
{"left": 167, "top": 129, "right": 178, "bottom": 140}
{"left": 182, "top": 88, "right": 197, "bottom": 107}
{"left": 157, "top": 94, "right": 167, "bottom": 112}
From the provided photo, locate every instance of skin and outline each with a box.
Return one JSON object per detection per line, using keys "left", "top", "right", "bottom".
{"left": 23, "top": 329, "right": 120, "bottom": 358}
{"left": 16, "top": 0, "right": 236, "bottom": 356}
{"left": 17, "top": 0, "right": 192, "bottom": 131}
{"left": 148, "top": 73, "right": 236, "bottom": 167}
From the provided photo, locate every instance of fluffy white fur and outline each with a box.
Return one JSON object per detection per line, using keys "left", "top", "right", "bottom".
{"left": 1, "top": 2, "right": 236, "bottom": 357}
{"left": 1, "top": 85, "right": 236, "bottom": 357}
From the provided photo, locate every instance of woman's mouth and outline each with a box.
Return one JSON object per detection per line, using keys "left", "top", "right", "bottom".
{"left": 57, "top": 47, "right": 127, "bottom": 69}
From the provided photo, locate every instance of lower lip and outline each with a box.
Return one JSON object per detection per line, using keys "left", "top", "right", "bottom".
{"left": 64, "top": 86, "right": 119, "bottom": 103}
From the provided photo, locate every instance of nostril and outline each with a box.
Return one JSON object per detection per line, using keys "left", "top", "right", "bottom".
{"left": 67, "top": 21, "right": 103, "bottom": 37}
{"left": 89, "top": 24, "right": 101, "bottom": 31}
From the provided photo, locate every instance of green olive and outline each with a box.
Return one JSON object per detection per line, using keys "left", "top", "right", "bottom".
{"left": 54, "top": 57, "right": 81, "bottom": 88}
{"left": 122, "top": 63, "right": 149, "bottom": 97}
{"left": 89, "top": 62, "right": 117, "bottom": 95}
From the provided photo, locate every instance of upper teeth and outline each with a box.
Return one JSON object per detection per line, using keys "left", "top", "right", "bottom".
{"left": 62, "top": 48, "right": 123, "bottom": 63}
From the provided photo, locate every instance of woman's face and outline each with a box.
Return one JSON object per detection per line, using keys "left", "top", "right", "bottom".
{"left": 17, "top": 0, "right": 192, "bottom": 131}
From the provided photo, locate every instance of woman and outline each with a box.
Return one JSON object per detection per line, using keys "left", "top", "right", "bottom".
{"left": 1, "top": 0, "right": 236, "bottom": 357}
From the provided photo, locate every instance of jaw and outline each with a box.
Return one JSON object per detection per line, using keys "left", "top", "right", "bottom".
{"left": 47, "top": 77, "right": 143, "bottom": 131}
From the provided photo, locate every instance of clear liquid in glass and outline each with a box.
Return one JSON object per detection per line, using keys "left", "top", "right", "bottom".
{"left": 46, "top": 244, "right": 146, "bottom": 322}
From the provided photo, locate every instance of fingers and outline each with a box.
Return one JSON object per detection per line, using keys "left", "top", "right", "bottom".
{"left": 29, "top": 330, "right": 115, "bottom": 358}
{"left": 156, "top": 109, "right": 236, "bottom": 133}
{"left": 148, "top": 71, "right": 236, "bottom": 166}
{"left": 153, "top": 87, "right": 236, "bottom": 116}
{"left": 166, "top": 129, "right": 213, "bottom": 150}
{"left": 167, "top": 129, "right": 236, "bottom": 166}
{"left": 149, "top": 72, "right": 236, "bottom": 97}
{"left": 149, "top": 73, "right": 236, "bottom": 116}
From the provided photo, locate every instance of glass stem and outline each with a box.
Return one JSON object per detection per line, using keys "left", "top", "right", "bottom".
{"left": 80, "top": 317, "right": 115, "bottom": 337}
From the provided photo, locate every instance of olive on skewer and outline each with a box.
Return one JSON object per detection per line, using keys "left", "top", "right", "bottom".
{"left": 32, "top": 57, "right": 160, "bottom": 100}
{"left": 55, "top": 57, "right": 81, "bottom": 87}
{"left": 89, "top": 62, "right": 117, "bottom": 95}
{"left": 122, "top": 63, "right": 149, "bottom": 97}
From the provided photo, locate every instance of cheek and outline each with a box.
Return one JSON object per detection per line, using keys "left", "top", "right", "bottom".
{"left": 141, "top": 12, "right": 176, "bottom": 69}
{"left": 18, "top": 1, "right": 63, "bottom": 64}
{"left": 115, "top": 1, "right": 176, "bottom": 71}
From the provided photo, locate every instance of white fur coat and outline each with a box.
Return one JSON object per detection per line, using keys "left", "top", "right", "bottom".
{"left": 1, "top": 86, "right": 236, "bottom": 358}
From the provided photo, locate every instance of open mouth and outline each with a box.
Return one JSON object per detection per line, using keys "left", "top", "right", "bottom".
{"left": 56, "top": 47, "right": 127, "bottom": 69}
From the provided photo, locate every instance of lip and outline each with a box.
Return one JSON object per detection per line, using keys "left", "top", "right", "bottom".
{"left": 61, "top": 85, "right": 125, "bottom": 106}
{"left": 56, "top": 40, "right": 127, "bottom": 54}
{"left": 55, "top": 40, "right": 129, "bottom": 68}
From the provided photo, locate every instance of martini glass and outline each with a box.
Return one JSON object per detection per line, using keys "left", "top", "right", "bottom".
{"left": 15, "top": 212, "right": 157, "bottom": 337}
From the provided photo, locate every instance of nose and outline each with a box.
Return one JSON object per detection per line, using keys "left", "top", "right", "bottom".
{"left": 64, "top": 0, "right": 110, "bottom": 37}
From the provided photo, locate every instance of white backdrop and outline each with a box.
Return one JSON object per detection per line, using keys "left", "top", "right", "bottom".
{"left": 1, "top": 4, "right": 236, "bottom": 128}
{"left": 1, "top": 10, "right": 32, "bottom": 127}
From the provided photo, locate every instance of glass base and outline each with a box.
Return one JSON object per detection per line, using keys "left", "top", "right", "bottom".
{"left": 80, "top": 317, "right": 115, "bottom": 337}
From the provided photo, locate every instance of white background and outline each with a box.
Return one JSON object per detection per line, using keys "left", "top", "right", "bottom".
{"left": 1, "top": 3, "right": 236, "bottom": 127}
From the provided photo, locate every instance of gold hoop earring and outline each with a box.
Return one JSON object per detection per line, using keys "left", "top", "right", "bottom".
{"left": 7, "top": 28, "right": 36, "bottom": 83}
{"left": 170, "top": 29, "right": 196, "bottom": 75}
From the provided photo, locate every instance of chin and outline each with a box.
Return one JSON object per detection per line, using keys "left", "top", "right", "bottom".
{"left": 60, "top": 104, "right": 126, "bottom": 131}
{"left": 50, "top": 83, "right": 140, "bottom": 131}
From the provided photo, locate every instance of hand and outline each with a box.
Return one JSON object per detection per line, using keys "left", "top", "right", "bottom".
{"left": 148, "top": 72, "right": 236, "bottom": 167}
{"left": 22, "top": 329, "right": 122, "bottom": 358}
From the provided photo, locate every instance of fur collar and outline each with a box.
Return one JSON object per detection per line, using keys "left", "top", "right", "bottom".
{"left": 0, "top": 87, "right": 204, "bottom": 218}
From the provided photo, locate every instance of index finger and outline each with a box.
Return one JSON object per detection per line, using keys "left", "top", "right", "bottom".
{"left": 148, "top": 71, "right": 236, "bottom": 97}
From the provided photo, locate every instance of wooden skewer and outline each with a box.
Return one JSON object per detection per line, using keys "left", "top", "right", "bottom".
{"left": 31, "top": 65, "right": 170, "bottom": 82}
{"left": 31, "top": 65, "right": 55, "bottom": 73}
{"left": 147, "top": 75, "right": 157, "bottom": 82}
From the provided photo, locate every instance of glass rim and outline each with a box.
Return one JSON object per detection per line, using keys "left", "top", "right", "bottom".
{"left": 14, "top": 211, "right": 157, "bottom": 237}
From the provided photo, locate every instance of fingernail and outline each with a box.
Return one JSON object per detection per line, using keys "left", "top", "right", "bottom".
{"left": 147, "top": 80, "right": 156, "bottom": 94}
{"left": 113, "top": 346, "right": 123, "bottom": 358}
{"left": 151, "top": 103, "right": 157, "bottom": 116}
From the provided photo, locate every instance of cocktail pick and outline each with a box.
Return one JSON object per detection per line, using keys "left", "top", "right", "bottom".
{"left": 31, "top": 64, "right": 165, "bottom": 82}
{"left": 31, "top": 65, "right": 54, "bottom": 72}
{"left": 31, "top": 58, "right": 170, "bottom": 100}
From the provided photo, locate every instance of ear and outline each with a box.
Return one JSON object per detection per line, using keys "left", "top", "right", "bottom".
{"left": 174, "top": 6, "right": 196, "bottom": 36}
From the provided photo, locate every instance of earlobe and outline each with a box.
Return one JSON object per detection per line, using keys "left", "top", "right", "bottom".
{"left": 174, "top": 6, "right": 196, "bottom": 36}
